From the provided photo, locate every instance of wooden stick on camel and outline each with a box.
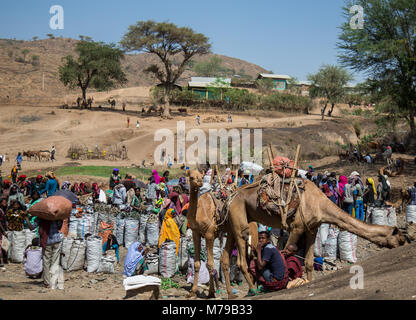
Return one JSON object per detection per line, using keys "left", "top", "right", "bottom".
{"left": 282, "top": 144, "right": 301, "bottom": 230}
{"left": 216, "top": 165, "right": 224, "bottom": 190}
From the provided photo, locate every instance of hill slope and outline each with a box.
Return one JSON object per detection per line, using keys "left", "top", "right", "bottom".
{"left": 0, "top": 38, "right": 268, "bottom": 104}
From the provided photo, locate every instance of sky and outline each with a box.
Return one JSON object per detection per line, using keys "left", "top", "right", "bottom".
{"left": 0, "top": 0, "right": 363, "bottom": 83}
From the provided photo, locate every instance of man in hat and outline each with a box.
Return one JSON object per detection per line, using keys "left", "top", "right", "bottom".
{"left": 110, "top": 168, "right": 120, "bottom": 190}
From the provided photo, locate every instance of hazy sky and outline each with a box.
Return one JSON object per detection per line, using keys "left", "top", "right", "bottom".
{"left": 0, "top": 0, "right": 363, "bottom": 82}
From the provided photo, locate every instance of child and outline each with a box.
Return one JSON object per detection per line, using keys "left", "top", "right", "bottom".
{"left": 23, "top": 238, "right": 43, "bottom": 279}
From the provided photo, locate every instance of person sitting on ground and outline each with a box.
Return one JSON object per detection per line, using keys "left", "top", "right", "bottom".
{"left": 250, "top": 231, "right": 288, "bottom": 293}
{"left": 39, "top": 172, "right": 60, "bottom": 198}
{"left": 103, "top": 234, "right": 120, "bottom": 263}
{"left": 7, "top": 184, "right": 24, "bottom": 207}
{"left": 282, "top": 244, "right": 303, "bottom": 281}
{"left": 123, "top": 242, "right": 150, "bottom": 277}
{"left": 23, "top": 237, "right": 43, "bottom": 279}
{"left": 61, "top": 181, "right": 71, "bottom": 191}
{"left": 112, "top": 183, "right": 127, "bottom": 206}
{"left": 109, "top": 168, "right": 121, "bottom": 190}
{"left": 24, "top": 215, "right": 64, "bottom": 289}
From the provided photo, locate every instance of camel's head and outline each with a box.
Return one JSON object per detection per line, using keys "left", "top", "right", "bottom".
{"left": 386, "top": 227, "right": 409, "bottom": 248}
{"left": 186, "top": 169, "right": 203, "bottom": 190}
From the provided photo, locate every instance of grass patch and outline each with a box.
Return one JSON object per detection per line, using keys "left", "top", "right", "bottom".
{"left": 19, "top": 115, "right": 42, "bottom": 123}
{"left": 5, "top": 166, "right": 186, "bottom": 181}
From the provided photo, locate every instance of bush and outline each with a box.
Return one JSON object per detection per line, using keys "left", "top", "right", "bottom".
{"left": 31, "top": 55, "right": 40, "bottom": 66}
{"left": 259, "top": 92, "right": 312, "bottom": 113}
{"left": 14, "top": 56, "right": 25, "bottom": 63}
{"left": 352, "top": 108, "right": 363, "bottom": 116}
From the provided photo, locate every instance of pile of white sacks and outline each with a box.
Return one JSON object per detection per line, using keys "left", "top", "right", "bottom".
{"left": 314, "top": 206, "right": 398, "bottom": 264}
{"left": 62, "top": 205, "right": 228, "bottom": 281}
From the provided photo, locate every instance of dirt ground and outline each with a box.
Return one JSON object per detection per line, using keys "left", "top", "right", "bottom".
{"left": 0, "top": 213, "right": 413, "bottom": 301}
{"left": 1, "top": 102, "right": 415, "bottom": 300}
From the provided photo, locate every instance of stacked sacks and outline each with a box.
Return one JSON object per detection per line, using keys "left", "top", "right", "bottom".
{"left": 146, "top": 214, "right": 159, "bottom": 246}
{"left": 324, "top": 226, "right": 339, "bottom": 261}
{"left": 371, "top": 207, "right": 387, "bottom": 226}
{"left": 124, "top": 218, "right": 139, "bottom": 249}
{"left": 406, "top": 205, "right": 416, "bottom": 241}
{"left": 115, "top": 214, "right": 126, "bottom": 247}
{"left": 63, "top": 239, "right": 86, "bottom": 272}
{"left": 159, "top": 240, "right": 177, "bottom": 278}
{"left": 86, "top": 235, "right": 102, "bottom": 273}
{"left": 338, "top": 230, "right": 357, "bottom": 263}
{"left": 8, "top": 231, "right": 27, "bottom": 263}
{"left": 314, "top": 224, "right": 329, "bottom": 257}
{"left": 97, "top": 256, "right": 116, "bottom": 274}
{"left": 77, "top": 214, "right": 95, "bottom": 238}
{"left": 145, "top": 252, "right": 159, "bottom": 275}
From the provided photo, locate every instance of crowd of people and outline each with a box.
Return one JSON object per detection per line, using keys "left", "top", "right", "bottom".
{"left": 301, "top": 166, "right": 392, "bottom": 222}
{"left": 0, "top": 159, "right": 406, "bottom": 295}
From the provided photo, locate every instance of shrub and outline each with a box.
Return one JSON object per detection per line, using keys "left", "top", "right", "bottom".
{"left": 352, "top": 108, "right": 363, "bottom": 116}
{"left": 259, "top": 92, "right": 312, "bottom": 113}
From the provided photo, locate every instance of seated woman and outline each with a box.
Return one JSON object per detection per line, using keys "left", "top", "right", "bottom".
{"left": 249, "top": 231, "right": 289, "bottom": 295}
{"left": 103, "top": 234, "right": 120, "bottom": 263}
{"left": 123, "top": 242, "right": 150, "bottom": 277}
{"left": 23, "top": 238, "right": 43, "bottom": 279}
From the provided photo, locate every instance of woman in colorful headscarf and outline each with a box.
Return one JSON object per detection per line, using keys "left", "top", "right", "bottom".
{"left": 152, "top": 170, "right": 161, "bottom": 184}
{"left": 61, "top": 181, "right": 71, "bottom": 191}
{"left": 363, "top": 177, "right": 376, "bottom": 210}
{"left": 322, "top": 184, "right": 337, "bottom": 204}
{"left": 158, "top": 208, "right": 180, "bottom": 255}
{"left": 123, "top": 242, "right": 149, "bottom": 277}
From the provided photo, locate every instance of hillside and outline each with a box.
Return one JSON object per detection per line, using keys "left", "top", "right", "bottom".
{"left": 0, "top": 38, "right": 268, "bottom": 105}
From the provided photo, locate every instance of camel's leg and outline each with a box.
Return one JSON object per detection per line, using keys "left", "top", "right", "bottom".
{"left": 220, "top": 231, "right": 238, "bottom": 299}
{"left": 204, "top": 235, "right": 216, "bottom": 299}
{"left": 188, "top": 232, "right": 201, "bottom": 298}
{"left": 235, "top": 233, "right": 256, "bottom": 296}
{"left": 283, "top": 226, "right": 304, "bottom": 251}
{"left": 304, "top": 231, "right": 316, "bottom": 282}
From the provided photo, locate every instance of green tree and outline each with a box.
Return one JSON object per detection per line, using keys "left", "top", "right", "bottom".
{"left": 255, "top": 78, "right": 275, "bottom": 94}
{"left": 46, "top": 34, "right": 55, "bottom": 39}
{"left": 21, "top": 49, "right": 30, "bottom": 62}
{"left": 307, "top": 64, "right": 353, "bottom": 120}
{"left": 32, "top": 36, "right": 38, "bottom": 41}
{"left": 338, "top": 0, "right": 416, "bottom": 137}
{"left": 30, "top": 55, "right": 40, "bottom": 67}
{"left": 192, "top": 56, "right": 230, "bottom": 77}
{"left": 120, "top": 20, "right": 211, "bottom": 117}
{"left": 58, "top": 41, "right": 127, "bottom": 105}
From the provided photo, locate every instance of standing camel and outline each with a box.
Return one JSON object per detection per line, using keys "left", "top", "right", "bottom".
{"left": 220, "top": 178, "right": 408, "bottom": 298}
{"left": 186, "top": 169, "right": 220, "bottom": 298}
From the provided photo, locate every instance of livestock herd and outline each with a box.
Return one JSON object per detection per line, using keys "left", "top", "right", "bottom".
{"left": 22, "top": 150, "right": 51, "bottom": 161}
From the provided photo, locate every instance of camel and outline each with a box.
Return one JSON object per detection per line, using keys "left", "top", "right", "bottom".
{"left": 220, "top": 178, "right": 408, "bottom": 298}
{"left": 186, "top": 169, "right": 219, "bottom": 298}
{"left": 186, "top": 169, "right": 258, "bottom": 299}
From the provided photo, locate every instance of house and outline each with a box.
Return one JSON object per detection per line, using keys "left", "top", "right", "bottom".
{"left": 188, "top": 77, "right": 231, "bottom": 100}
{"left": 292, "top": 80, "right": 312, "bottom": 96}
{"left": 256, "top": 73, "right": 292, "bottom": 90}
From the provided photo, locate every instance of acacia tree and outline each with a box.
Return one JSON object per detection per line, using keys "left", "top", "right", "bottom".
{"left": 307, "top": 65, "right": 353, "bottom": 120}
{"left": 59, "top": 41, "right": 127, "bottom": 105}
{"left": 120, "top": 21, "right": 211, "bottom": 117}
{"left": 338, "top": 0, "right": 416, "bottom": 137}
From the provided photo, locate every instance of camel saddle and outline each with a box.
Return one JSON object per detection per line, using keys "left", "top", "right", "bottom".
{"left": 207, "top": 191, "right": 226, "bottom": 223}
{"left": 257, "top": 173, "right": 305, "bottom": 221}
